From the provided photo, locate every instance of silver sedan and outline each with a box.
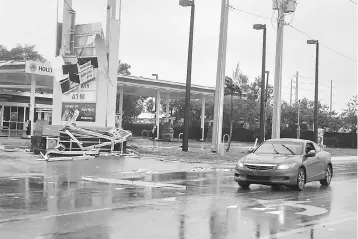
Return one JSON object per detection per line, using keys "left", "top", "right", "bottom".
{"left": 234, "top": 138, "right": 333, "bottom": 191}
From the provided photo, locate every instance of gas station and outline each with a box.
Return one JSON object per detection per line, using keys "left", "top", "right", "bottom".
{"left": 0, "top": 59, "right": 214, "bottom": 141}
{"left": 0, "top": 60, "right": 53, "bottom": 137}
{"left": 0, "top": 0, "right": 216, "bottom": 143}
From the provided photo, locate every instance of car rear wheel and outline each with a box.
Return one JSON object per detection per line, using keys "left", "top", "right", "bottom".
{"left": 320, "top": 165, "right": 332, "bottom": 186}
{"left": 293, "top": 168, "right": 306, "bottom": 191}
{"left": 238, "top": 182, "right": 250, "bottom": 188}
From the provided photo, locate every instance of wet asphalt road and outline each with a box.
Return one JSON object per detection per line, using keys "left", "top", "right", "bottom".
{"left": 0, "top": 157, "right": 356, "bottom": 239}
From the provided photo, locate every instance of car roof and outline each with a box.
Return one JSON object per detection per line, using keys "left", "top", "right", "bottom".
{"left": 266, "top": 138, "right": 310, "bottom": 143}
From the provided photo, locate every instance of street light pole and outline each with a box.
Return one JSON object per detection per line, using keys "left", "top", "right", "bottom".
{"left": 152, "top": 74, "right": 158, "bottom": 80}
{"left": 253, "top": 24, "right": 267, "bottom": 143}
{"left": 180, "top": 0, "right": 195, "bottom": 152}
{"left": 264, "top": 70, "right": 270, "bottom": 138}
{"left": 307, "top": 39, "right": 319, "bottom": 143}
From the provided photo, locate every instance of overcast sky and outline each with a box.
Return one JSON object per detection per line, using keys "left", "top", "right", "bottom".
{"left": 0, "top": 0, "right": 356, "bottom": 112}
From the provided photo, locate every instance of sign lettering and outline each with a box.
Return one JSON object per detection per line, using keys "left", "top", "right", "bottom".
{"left": 25, "top": 61, "right": 53, "bottom": 76}
{"left": 81, "top": 83, "right": 90, "bottom": 89}
{"left": 71, "top": 93, "right": 85, "bottom": 100}
{"left": 78, "top": 61, "right": 92, "bottom": 72}
{"left": 79, "top": 67, "right": 94, "bottom": 83}
{"left": 62, "top": 91, "right": 96, "bottom": 102}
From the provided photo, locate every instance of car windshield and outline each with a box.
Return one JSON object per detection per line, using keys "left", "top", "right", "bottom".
{"left": 254, "top": 141, "right": 303, "bottom": 155}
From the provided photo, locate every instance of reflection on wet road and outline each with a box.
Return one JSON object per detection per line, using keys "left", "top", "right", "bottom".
{"left": 0, "top": 157, "right": 356, "bottom": 239}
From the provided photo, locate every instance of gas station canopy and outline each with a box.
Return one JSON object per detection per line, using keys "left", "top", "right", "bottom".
{"left": 0, "top": 61, "right": 216, "bottom": 99}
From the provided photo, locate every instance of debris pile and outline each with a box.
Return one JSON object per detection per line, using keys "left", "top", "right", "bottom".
{"left": 38, "top": 110, "right": 134, "bottom": 162}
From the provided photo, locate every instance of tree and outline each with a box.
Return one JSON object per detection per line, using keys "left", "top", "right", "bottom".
{"left": 118, "top": 60, "right": 131, "bottom": 75}
{"left": 341, "top": 95, "right": 358, "bottom": 133}
{"left": 224, "top": 76, "right": 242, "bottom": 151}
{"left": 0, "top": 44, "right": 46, "bottom": 62}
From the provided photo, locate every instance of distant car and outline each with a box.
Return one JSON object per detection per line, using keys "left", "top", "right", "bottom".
{"left": 234, "top": 138, "right": 332, "bottom": 191}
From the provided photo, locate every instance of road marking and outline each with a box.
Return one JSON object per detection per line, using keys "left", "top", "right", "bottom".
{"left": 252, "top": 207, "right": 275, "bottom": 211}
{"left": 256, "top": 199, "right": 328, "bottom": 217}
{"left": 285, "top": 201, "right": 328, "bottom": 216}
{"left": 259, "top": 215, "right": 357, "bottom": 239}
{"left": 162, "top": 197, "right": 176, "bottom": 202}
{"left": 227, "top": 206, "right": 238, "bottom": 209}
{"left": 82, "top": 176, "right": 186, "bottom": 190}
{"left": 43, "top": 207, "right": 112, "bottom": 219}
{"left": 266, "top": 211, "right": 281, "bottom": 215}
{"left": 296, "top": 212, "right": 357, "bottom": 227}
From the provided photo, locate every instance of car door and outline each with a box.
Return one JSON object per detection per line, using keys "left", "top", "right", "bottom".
{"left": 302, "top": 142, "right": 319, "bottom": 181}
{"left": 313, "top": 142, "right": 327, "bottom": 179}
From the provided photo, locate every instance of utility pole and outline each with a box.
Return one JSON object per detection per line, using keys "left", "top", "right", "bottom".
{"left": 180, "top": 0, "right": 196, "bottom": 152}
{"left": 211, "top": 0, "right": 229, "bottom": 154}
{"left": 290, "top": 78, "right": 293, "bottom": 106}
{"left": 297, "top": 99, "right": 300, "bottom": 139}
{"left": 271, "top": 0, "right": 285, "bottom": 139}
{"left": 295, "top": 71, "right": 298, "bottom": 103}
{"left": 330, "top": 80, "right": 333, "bottom": 112}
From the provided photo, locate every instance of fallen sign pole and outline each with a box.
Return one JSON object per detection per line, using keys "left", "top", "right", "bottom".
{"left": 82, "top": 176, "right": 187, "bottom": 190}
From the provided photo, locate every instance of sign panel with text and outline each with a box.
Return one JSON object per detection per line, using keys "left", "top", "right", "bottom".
{"left": 25, "top": 61, "right": 53, "bottom": 76}
{"left": 61, "top": 103, "right": 96, "bottom": 122}
{"left": 79, "top": 66, "right": 94, "bottom": 84}
{"left": 62, "top": 91, "right": 96, "bottom": 102}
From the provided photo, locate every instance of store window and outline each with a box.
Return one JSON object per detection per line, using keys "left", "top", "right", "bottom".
{"left": 2, "top": 106, "right": 27, "bottom": 130}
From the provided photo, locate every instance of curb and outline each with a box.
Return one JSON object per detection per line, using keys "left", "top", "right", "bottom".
{"left": 143, "top": 155, "right": 357, "bottom": 170}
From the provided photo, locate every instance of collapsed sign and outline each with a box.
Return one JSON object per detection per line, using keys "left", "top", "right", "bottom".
{"left": 79, "top": 67, "right": 94, "bottom": 83}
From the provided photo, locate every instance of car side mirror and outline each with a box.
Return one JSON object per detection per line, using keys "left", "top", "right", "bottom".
{"left": 306, "top": 150, "right": 316, "bottom": 157}
{"left": 247, "top": 148, "right": 254, "bottom": 154}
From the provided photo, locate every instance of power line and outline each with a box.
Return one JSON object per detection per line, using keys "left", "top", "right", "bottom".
{"left": 288, "top": 24, "right": 358, "bottom": 63}
{"left": 349, "top": 0, "right": 357, "bottom": 4}
{"left": 229, "top": 6, "right": 358, "bottom": 63}
{"left": 229, "top": 6, "right": 269, "bottom": 20}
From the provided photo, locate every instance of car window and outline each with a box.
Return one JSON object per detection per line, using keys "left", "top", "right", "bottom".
{"left": 313, "top": 143, "right": 321, "bottom": 152}
{"left": 305, "top": 142, "right": 315, "bottom": 153}
{"left": 254, "top": 142, "right": 303, "bottom": 155}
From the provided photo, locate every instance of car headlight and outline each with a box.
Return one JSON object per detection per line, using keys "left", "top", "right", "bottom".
{"left": 277, "top": 163, "right": 297, "bottom": 170}
{"left": 237, "top": 161, "right": 244, "bottom": 168}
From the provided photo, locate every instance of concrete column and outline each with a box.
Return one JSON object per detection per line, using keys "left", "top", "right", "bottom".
{"left": 118, "top": 86, "right": 124, "bottom": 128}
{"left": 22, "top": 107, "right": 26, "bottom": 129}
{"left": 104, "top": 0, "right": 121, "bottom": 128}
{"left": 0, "top": 105, "right": 3, "bottom": 128}
{"left": 201, "top": 95, "right": 206, "bottom": 141}
{"left": 29, "top": 74, "right": 36, "bottom": 136}
{"left": 165, "top": 93, "right": 170, "bottom": 117}
{"left": 156, "top": 91, "right": 160, "bottom": 140}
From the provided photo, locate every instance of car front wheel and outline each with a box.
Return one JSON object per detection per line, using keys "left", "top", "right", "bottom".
{"left": 320, "top": 165, "right": 332, "bottom": 186}
{"left": 293, "top": 168, "right": 306, "bottom": 191}
{"left": 238, "top": 182, "right": 250, "bottom": 188}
